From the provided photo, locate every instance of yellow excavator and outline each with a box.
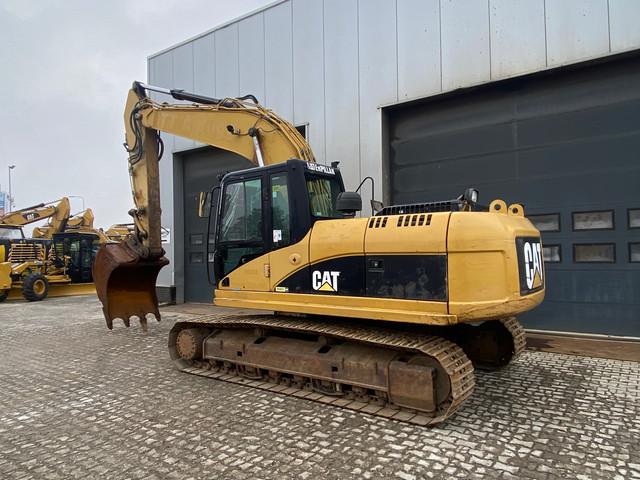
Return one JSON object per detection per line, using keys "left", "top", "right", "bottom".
{"left": 103, "top": 223, "right": 136, "bottom": 241}
{"left": 0, "top": 197, "right": 71, "bottom": 257}
{"left": 94, "top": 82, "right": 545, "bottom": 425}
{"left": 32, "top": 207, "right": 94, "bottom": 239}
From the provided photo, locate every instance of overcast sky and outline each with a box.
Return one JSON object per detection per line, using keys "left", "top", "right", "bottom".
{"left": 0, "top": 0, "right": 271, "bottom": 231}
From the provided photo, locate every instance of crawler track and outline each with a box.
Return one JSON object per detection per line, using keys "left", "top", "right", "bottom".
{"left": 501, "top": 316, "right": 527, "bottom": 361}
{"left": 169, "top": 314, "right": 476, "bottom": 426}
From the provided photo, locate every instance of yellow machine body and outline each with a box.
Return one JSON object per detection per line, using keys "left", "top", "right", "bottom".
{"left": 215, "top": 206, "right": 544, "bottom": 325}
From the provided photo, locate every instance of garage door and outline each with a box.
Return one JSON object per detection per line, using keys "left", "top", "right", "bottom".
{"left": 182, "top": 147, "right": 253, "bottom": 303}
{"left": 386, "top": 55, "right": 640, "bottom": 337}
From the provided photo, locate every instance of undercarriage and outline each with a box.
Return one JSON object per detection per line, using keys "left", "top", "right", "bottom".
{"left": 169, "top": 315, "right": 525, "bottom": 425}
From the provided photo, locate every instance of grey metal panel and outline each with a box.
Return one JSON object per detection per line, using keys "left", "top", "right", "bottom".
{"left": 193, "top": 34, "right": 215, "bottom": 97}
{"left": 238, "top": 13, "right": 265, "bottom": 103}
{"left": 215, "top": 24, "right": 239, "bottom": 97}
{"left": 440, "top": 0, "right": 491, "bottom": 90}
{"left": 172, "top": 43, "right": 196, "bottom": 151}
{"left": 545, "top": 0, "right": 610, "bottom": 67}
{"left": 358, "top": 0, "right": 398, "bottom": 201}
{"left": 149, "top": 52, "right": 176, "bottom": 287}
{"left": 396, "top": 0, "right": 441, "bottom": 100}
{"left": 489, "top": 0, "right": 546, "bottom": 78}
{"left": 192, "top": 34, "right": 215, "bottom": 150}
{"left": 264, "top": 2, "right": 293, "bottom": 120}
{"left": 386, "top": 55, "right": 640, "bottom": 336}
{"left": 609, "top": 0, "right": 640, "bottom": 51}
{"left": 292, "top": 0, "right": 325, "bottom": 161}
{"left": 323, "top": 0, "right": 360, "bottom": 189}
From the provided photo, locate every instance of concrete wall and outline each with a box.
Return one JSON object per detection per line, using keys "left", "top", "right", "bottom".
{"left": 149, "top": 0, "right": 640, "bottom": 289}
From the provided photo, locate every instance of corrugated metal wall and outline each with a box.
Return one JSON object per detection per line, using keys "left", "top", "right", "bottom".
{"left": 148, "top": 0, "right": 640, "bottom": 290}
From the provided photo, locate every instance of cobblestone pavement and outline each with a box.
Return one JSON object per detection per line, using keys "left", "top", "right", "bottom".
{"left": 1, "top": 296, "right": 639, "bottom": 480}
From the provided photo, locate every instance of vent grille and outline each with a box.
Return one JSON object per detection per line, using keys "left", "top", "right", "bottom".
{"left": 8, "top": 242, "right": 46, "bottom": 263}
{"left": 378, "top": 200, "right": 464, "bottom": 216}
{"left": 368, "top": 216, "right": 389, "bottom": 229}
{"left": 396, "top": 214, "right": 432, "bottom": 227}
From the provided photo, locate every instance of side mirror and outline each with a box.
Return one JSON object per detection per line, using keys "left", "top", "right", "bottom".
{"left": 370, "top": 200, "right": 384, "bottom": 213}
{"left": 462, "top": 188, "right": 479, "bottom": 204}
{"left": 336, "top": 191, "right": 362, "bottom": 216}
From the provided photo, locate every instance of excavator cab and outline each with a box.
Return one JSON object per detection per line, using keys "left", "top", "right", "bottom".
{"left": 52, "top": 232, "right": 101, "bottom": 283}
{"left": 212, "top": 160, "right": 348, "bottom": 282}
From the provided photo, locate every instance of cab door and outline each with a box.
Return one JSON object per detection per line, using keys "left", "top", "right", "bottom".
{"left": 214, "top": 174, "right": 271, "bottom": 291}
{"left": 268, "top": 171, "right": 311, "bottom": 292}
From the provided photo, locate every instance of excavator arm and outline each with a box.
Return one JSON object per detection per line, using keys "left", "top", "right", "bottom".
{"left": 94, "top": 81, "right": 315, "bottom": 329}
{"left": 1, "top": 198, "right": 71, "bottom": 237}
{"left": 66, "top": 209, "right": 95, "bottom": 229}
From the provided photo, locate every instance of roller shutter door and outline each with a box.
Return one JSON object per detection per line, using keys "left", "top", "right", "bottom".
{"left": 386, "top": 56, "right": 640, "bottom": 336}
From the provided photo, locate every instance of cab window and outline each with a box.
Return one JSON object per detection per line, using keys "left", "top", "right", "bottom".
{"left": 271, "top": 173, "right": 290, "bottom": 248}
{"left": 220, "top": 178, "right": 263, "bottom": 242}
{"left": 217, "top": 177, "right": 264, "bottom": 277}
{"left": 305, "top": 174, "right": 344, "bottom": 219}
{"left": 0, "top": 227, "right": 23, "bottom": 240}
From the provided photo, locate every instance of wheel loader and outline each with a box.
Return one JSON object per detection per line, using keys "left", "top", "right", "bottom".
{"left": 93, "top": 82, "right": 545, "bottom": 425}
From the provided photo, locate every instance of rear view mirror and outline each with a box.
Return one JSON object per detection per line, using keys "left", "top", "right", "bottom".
{"left": 336, "top": 192, "right": 362, "bottom": 216}
{"left": 197, "top": 191, "right": 210, "bottom": 218}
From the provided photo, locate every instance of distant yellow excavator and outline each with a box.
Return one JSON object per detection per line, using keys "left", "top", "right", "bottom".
{"left": 0, "top": 197, "right": 71, "bottom": 247}
{"left": 93, "top": 82, "right": 544, "bottom": 425}
{"left": 32, "top": 207, "right": 94, "bottom": 239}
{"left": 0, "top": 200, "right": 122, "bottom": 302}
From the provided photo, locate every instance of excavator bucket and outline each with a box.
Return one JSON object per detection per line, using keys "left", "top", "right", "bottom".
{"left": 93, "top": 243, "right": 169, "bottom": 331}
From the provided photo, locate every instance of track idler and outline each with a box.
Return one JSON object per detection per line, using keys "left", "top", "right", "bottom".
{"left": 453, "top": 318, "right": 527, "bottom": 370}
{"left": 93, "top": 242, "right": 169, "bottom": 331}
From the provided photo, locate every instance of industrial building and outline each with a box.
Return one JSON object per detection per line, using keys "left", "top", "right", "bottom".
{"left": 148, "top": 0, "right": 640, "bottom": 338}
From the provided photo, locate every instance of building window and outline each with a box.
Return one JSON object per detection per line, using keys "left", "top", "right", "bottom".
{"left": 572, "top": 210, "right": 614, "bottom": 231}
{"left": 529, "top": 213, "right": 560, "bottom": 232}
{"left": 295, "top": 124, "right": 308, "bottom": 139}
{"left": 190, "top": 234, "right": 203, "bottom": 246}
{"left": 542, "top": 245, "right": 561, "bottom": 263}
{"left": 573, "top": 243, "right": 615, "bottom": 263}
{"left": 630, "top": 243, "right": 640, "bottom": 263}
{"left": 629, "top": 209, "right": 640, "bottom": 229}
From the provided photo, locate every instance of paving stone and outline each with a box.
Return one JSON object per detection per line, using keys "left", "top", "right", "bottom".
{"left": 0, "top": 295, "right": 638, "bottom": 480}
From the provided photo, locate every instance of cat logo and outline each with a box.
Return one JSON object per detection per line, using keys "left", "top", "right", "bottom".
{"left": 312, "top": 270, "right": 340, "bottom": 292}
{"left": 516, "top": 237, "right": 544, "bottom": 295}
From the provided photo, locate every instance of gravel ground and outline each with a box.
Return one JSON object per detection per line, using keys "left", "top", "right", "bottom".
{"left": 0, "top": 295, "right": 638, "bottom": 479}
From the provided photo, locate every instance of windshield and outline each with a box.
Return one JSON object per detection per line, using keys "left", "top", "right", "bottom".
{"left": 305, "top": 174, "right": 344, "bottom": 219}
{"left": 0, "top": 227, "right": 24, "bottom": 240}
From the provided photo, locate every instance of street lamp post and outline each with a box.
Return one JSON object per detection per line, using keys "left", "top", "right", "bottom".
{"left": 8, "top": 165, "right": 15, "bottom": 212}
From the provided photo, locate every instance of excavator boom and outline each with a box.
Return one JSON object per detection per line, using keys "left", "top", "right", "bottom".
{"left": 94, "top": 81, "right": 314, "bottom": 328}
{"left": 1, "top": 197, "right": 71, "bottom": 239}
